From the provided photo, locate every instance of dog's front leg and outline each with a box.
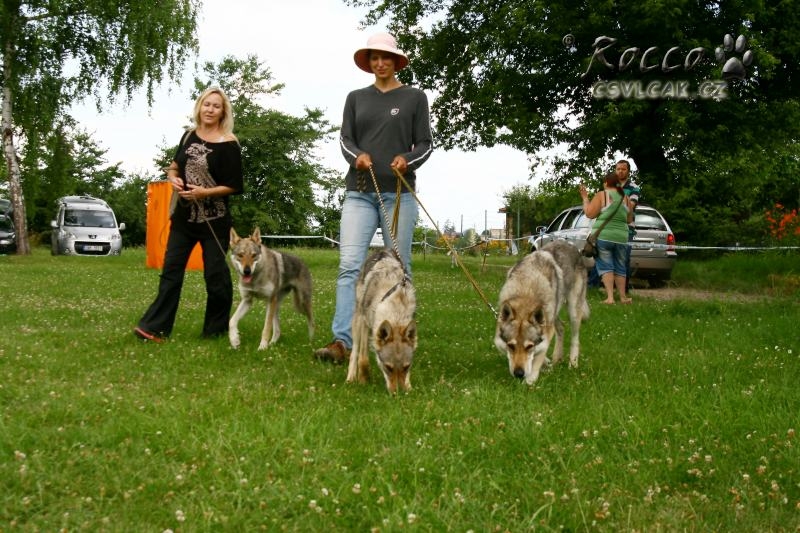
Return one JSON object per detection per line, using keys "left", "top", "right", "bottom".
{"left": 527, "top": 349, "right": 549, "bottom": 385}
{"left": 270, "top": 303, "right": 282, "bottom": 346}
{"left": 551, "top": 318, "right": 565, "bottom": 365}
{"left": 259, "top": 295, "right": 278, "bottom": 350}
{"left": 567, "top": 296, "right": 585, "bottom": 368}
{"left": 356, "top": 327, "right": 370, "bottom": 383}
{"left": 346, "top": 315, "right": 363, "bottom": 383}
{"left": 568, "top": 318, "right": 581, "bottom": 369}
{"left": 229, "top": 297, "right": 253, "bottom": 349}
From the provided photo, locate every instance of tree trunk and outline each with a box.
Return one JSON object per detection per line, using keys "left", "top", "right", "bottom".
{"left": 3, "top": 40, "right": 30, "bottom": 255}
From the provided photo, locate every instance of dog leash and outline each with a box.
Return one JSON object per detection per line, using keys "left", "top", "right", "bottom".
{"left": 387, "top": 166, "right": 498, "bottom": 319}
{"left": 171, "top": 188, "right": 232, "bottom": 267}
{"left": 367, "top": 165, "right": 405, "bottom": 270}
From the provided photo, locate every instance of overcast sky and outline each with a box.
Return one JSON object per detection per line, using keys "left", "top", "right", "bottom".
{"left": 70, "top": 0, "right": 535, "bottom": 232}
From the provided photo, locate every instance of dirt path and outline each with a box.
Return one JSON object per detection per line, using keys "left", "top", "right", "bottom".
{"left": 631, "top": 287, "right": 765, "bottom": 302}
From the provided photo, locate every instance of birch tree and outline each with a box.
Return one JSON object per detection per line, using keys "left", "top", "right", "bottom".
{"left": 1, "top": 0, "right": 200, "bottom": 254}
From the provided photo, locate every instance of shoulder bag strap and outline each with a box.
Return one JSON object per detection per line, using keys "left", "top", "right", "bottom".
{"left": 589, "top": 193, "right": 624, "bottom": 241}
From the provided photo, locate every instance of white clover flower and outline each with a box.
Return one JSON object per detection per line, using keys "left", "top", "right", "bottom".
{"left": 175, "top": 509, "right": 185, "bottom": 522}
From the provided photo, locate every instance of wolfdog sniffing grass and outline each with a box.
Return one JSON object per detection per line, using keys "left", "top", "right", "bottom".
{"left": 494, "top": 240, "right": 589, "bottom": 384}
{"left": 346, "top": 249, "right": 417, "bottom": 394}
{"left": 229, "top": 227, "right": 314, "bottom": 350}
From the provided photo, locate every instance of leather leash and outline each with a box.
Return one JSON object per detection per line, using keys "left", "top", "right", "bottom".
{"left": 388, "top": 166, "right": 497, "bottom": 318}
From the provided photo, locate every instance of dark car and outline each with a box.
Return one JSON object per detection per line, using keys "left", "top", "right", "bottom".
{"left": 0, "top": 214, "right": 16, "bottom": 254}
{"left": 529, "top": 204, "right": 677, "bottom": 287}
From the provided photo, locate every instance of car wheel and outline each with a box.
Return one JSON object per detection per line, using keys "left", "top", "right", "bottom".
{"left": 648, "top": 276, "right": 669, "bottom": 288}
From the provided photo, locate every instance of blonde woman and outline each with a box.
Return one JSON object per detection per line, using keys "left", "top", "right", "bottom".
{"left": 135, "top": 87, "right": 244, "bottom": 342}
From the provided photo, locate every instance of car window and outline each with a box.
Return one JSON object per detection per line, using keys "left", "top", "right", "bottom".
{"left": 562, "top": 208, "right": 582, "bottom": 230}
{"left": 547, "top": 210, "right": 570, "bottom": 232}
{"left": 0, "top": 217, "right": 12, "bottom": 231}
{"left": 574, "top": 212, "right": 593, "bottom": 229}
{"left": 92, "top": 211, "right": 116, "bottom": 228}
{"left": 634, "top": 209, "right": 667, "bottom": 230}
{"left": 64, "top": 209, "right": 115, "bottom": 228}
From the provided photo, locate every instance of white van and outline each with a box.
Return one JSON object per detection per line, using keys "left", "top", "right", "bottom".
{"left": 50, "top": 195, "right": 125, "bottom": 256}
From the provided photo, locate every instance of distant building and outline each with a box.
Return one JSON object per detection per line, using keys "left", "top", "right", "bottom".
{"left": 487, "top": 228, "right": 505, "bottom": 240}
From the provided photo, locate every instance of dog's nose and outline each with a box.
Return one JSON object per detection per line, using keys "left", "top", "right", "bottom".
{"left": 513, "top": 368, "right": 525, "bottom": 379}
{"left": 244, "top": 267, "right": 251, "bottom": 276}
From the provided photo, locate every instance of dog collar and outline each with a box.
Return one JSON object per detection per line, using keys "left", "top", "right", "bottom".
{"left": 381, "top": 275, "right": 411, "bottom": 302}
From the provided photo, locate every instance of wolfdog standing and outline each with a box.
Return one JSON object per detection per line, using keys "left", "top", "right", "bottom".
{"left": 228, "top": 227, "right": 314, "bottom": 350}
{"left": 346, "top": 249, "right": 417, "bottom": 394}
{"left": 494, "top": 240, "right": 589, "bottom": 384}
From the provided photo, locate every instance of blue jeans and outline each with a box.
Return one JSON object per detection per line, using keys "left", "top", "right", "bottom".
{"left": 589, "top": 231, "right": 634, "bottom": 288}
{"left": 332, "top": 191, "right": 418, "bottom": 348}
{"left": 595, "top": 239, "right": 628, "bottom": 277}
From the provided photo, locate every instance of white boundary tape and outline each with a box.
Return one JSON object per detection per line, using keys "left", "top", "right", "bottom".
{"left": 260, "top": 234, "right": 799, "bottom": 253}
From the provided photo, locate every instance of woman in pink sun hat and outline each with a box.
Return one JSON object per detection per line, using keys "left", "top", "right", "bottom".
{"left": 314, "top": 31, "right": 434, "bottom": 364}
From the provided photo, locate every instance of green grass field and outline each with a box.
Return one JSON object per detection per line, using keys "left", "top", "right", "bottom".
{"left": 1, "top": 247, "right": 798, "bottom": 531}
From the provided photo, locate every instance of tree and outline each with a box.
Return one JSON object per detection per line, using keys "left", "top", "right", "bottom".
{"left": 21, "top": 119, "right": 127, "bottom": 234}
{"left": 347, "top": 0, "right": 800, "bottom": 245}
{"left": 105, "top": 172, "right": 152, "bottom": 248}
{"left": 502, "top": 184, "right": 537, "bottom": 239}
{"left": 2, "top": 0, "right": 200, "bottom": 254}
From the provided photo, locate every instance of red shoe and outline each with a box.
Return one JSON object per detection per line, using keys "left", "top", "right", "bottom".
{"left": 134, "top": 327, "right": 165, "bottom": 343}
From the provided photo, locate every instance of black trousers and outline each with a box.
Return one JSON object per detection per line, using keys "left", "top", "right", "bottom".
{"left": 138, "top": 221, "right": 232, "bottom": 337}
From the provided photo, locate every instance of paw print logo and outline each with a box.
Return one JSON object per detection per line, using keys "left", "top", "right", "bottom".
{"left": 715, "top": 34, "right": 754, "bottom": 80}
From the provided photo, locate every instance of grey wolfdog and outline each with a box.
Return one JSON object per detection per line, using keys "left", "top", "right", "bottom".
{"left": 346, "top": 249, "right": 417, "bottom": 394}
{"left": 494, "top": 240, "right": 589, "bottom": 384}
{"left": 228, "top": 227, "right": 314, "bottom": 350}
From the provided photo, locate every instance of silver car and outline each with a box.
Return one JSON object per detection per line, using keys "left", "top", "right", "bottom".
{"left": 51, "top": 195, "right": 125, "bottom": 256}
{"left": 529, "top": 204, "right": 677, "bottom": 287}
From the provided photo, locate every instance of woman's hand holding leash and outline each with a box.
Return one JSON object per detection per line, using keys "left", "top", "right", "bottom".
{"left": 390, "top": 155, "right": 408, "bottom": 175}
{"left": 355, "top": 153, "right": 373, "bottom": 170}
{"left": 180, "top": 184, "right": 206, "bottom": 201}
{"left": 163, "top": 166, "right": 185, "bottom": 191}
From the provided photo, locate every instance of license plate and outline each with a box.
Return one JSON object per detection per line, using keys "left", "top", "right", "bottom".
{"left": 84, "top": 245, "right": 103, "bottom": 251}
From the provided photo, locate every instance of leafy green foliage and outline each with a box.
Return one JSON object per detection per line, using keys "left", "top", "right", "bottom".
{"left": 104, "top": 173, "right": 154, "bottom": 248}
{"left": 502, "top": 184, "right": 537, "bottom": 237}
{"left": 347, "top": 0, "right": 800, "bottom": 246}
{"left": 2, "top": 0, "right": 201, "bottom": 253}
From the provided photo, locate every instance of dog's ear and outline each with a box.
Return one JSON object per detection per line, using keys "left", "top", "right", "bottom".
{"left": 500, "top": 301, "right": 515, "bottom": 322}
{"left": 230, "top": 228, "right": 240, "bottom": 246}
{"left": 376, "top": 320, "right": 393, "bottom": 344}
{"left": 251, "top": 227, "right": 261, "bottom": 244}
{"left": 404, "top": 319, "right": 417, "bottom": 342}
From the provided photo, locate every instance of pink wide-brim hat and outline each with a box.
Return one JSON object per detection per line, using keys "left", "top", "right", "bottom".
{"left": 353, "top": 32, "right": 409, "bottom": 73}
